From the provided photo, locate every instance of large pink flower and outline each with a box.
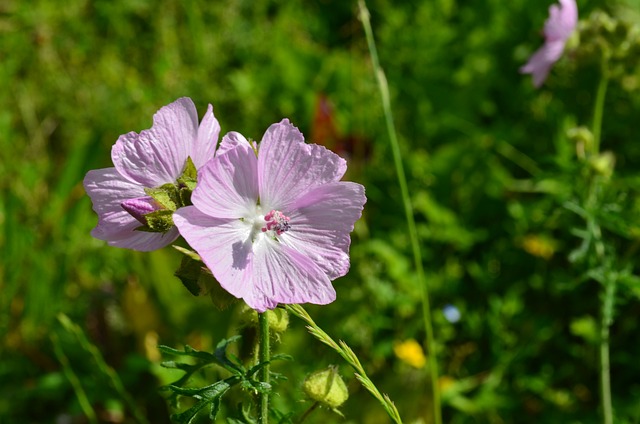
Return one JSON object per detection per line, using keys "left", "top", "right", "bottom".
{"left": 520, "top": 0, "right": 578, "bottom": 88}
{"left": 173, "top": 119, "right": 366, "bottom": 312}
{"left": 84, "top": 98, "right": 220, "bottom": 251}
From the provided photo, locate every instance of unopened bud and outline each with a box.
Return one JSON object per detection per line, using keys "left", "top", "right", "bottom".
{"left": 121, "top": 196, "right": 161, "bottom": 225}
{"left": 589, "top": 151, "right": 615, "bottom": 178}
{"left": 302, "top": 367, "right": 349, "bottom": 409}
{"left": 240, "top": 306, "right": 289, "bottom": 334}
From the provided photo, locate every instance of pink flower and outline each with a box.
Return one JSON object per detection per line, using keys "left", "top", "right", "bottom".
{"left": 173, "top": 119, "right": 366, "bottom": 312}
{"left": 84, "top": 98, "right": 220, "bottom": 251}
{"left": 520, "top": 0, "right": 578, "bottom": 88}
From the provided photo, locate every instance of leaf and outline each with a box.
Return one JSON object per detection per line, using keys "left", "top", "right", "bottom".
{"left": 173, "top": 255, "right": 207, "bottom": 296}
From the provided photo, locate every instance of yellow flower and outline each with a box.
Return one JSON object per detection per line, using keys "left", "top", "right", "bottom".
{"left": 393, "top": 339, "right": 426, "bottom": 368}
{"left": 521, "top": 234, "right": 555, "bottom": 259}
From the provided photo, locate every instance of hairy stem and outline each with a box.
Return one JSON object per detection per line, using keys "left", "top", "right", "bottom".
{"left": 258, "top": 312, "right": 270, "bottom": 424}
{"left": 357, "top": 1, "right": 441, "bottom": 423}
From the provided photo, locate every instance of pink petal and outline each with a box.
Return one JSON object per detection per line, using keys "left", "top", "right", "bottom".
{"left": 111, "top": 98, "right": 199, "bottom": 187}
{"left": 282, "top": 182, "right": 366, "bottom": 279}
{"left": 545, "top": 0, "right": 578, "bottom": 42}
{"left": 173, "top": 206, "right": 256, "bottom": 301}
{"left": 83, "top": 168, "right": 178, "bottom": 250}
{"left": 217, "top": 131, "right": 251, "bottom": 157}
{"left": 192, "top": 103, "right": 221, "bottom": 169}
{"left": 192, "top": 144, "right": 259, "bottom": 219}
{"left": 257, "top": 119, "right": 347, "bottom": 212}
{"left": 520, "top": 40, "right": 566, "bottom": 88}
{"left": 251, "top": 239, "right": 336, "bottom": 311}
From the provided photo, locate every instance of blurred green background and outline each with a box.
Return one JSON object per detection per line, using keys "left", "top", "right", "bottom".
{"left": 3, "top": 0, "right": 640, "bottom": 422}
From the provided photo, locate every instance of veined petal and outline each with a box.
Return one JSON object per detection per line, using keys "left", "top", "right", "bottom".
{"left": 282, "top": 182, "right": 366, "bottom": 279}
{"left": 83, "top": 168, "right": 178, "bottom": 250}
{"left": 258, "top": 119, "right": 347, "bottom": 211}
{"left": 251, "top": 239, "right": 336, "bottom": 311}
{"left": 192, "top": 144, "right": 259, "bottom": 219}
{"left": 112, "top": 98, "right": 199, "bottom": 187}
{"left": 192, "top": 103, "right": 220, "bottom": 169}
{"left": 217, "top": 131, "right": 252, "bottom": 157}
{"left": 173, "top": 206, "right": 255, "bottom": 301}
{"left": 106, "top": 226, "right": 180, "bottom": 251}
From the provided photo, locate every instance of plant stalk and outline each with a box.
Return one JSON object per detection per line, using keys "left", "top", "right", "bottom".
{"left": 600, "top": 279, "right": 615, "bottom": 424}
{"left": 591, "top": 71, "right": 608, "bottom": 156}
{"left": 258, "top": 312, "right": 270, "bottom": 424}
{"left": 357, "top": 1, "right": 441, "bottom": 423}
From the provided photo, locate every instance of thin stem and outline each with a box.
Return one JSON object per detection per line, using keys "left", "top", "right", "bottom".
{"left": 591, "top": 70, "right": 609, "bottom": 155}
{"left": 601, "top": 274, "right": 617, "bottom": 424}
{"left": 286, "top": 304, "right": 403, "bottom": 424}
{"left": 258, "top": 312, "right": 270, "bottom": 424}
{"left": 357, "top": 2, "right": 441, "bottom": 423}
{"left": 295, "top": 401, "right": 320, "bottom": 424}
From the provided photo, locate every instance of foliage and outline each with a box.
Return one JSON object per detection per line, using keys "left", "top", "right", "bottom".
{"left": 2, "top": 0, "right": 640, "bottom": 423}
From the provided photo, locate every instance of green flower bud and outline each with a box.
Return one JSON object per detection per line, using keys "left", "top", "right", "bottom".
{"left": 302, "top": 367, "right": 349, "bottom": 409}
{"left": 589, "top": 151, "right": 615, "bottom": 178}
{"left": 240, "top": 306, "right": 289, "bottom": 334}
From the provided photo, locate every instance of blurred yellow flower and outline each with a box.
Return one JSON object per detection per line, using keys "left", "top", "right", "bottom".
{"left": 521, "top": 234, "right": 555, "bottom": 259}
{"left": 393, "top": 339, "right": 426, "bottom": 368}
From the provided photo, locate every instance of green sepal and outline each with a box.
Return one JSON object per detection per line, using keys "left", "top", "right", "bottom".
{"left": 176, "top": 157, "right": 197, "bottom": 206}
{"left": 178, "top": 186, "right": 193, "bottom": 207}
{"left": 179, "top": 156, "right": 198, "bottom": 181}
{"left": 143, "top": 209, "right": 174, "bottom": 232}
{"left": 173, "top": 254, "right": 204, "bottom": 296}
{"left": 145, "top": 184, "right": 179, "bottom": 210}
{"left": 172, "top": 245, "right": 238, "bottom": 310}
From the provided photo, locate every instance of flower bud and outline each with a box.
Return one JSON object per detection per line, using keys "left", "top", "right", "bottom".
{"left": 239, "top": 306, "right": 289, "bottom": 334}
{"left": 302, "top": 367, "right": 349, "bottom": 409}
{"left": 121, "top": 196, "right": 162, "bottom": 225}
{"left": 589, "top": 151, "right": 615, "bottom": 178}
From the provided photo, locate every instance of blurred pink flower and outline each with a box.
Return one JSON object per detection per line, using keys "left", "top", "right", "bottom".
{"left": 520, "top": 0, "right": 578, "bottom": 88}
{"left": 84, "top": 97, "right": 220, "bottom": 251}
{"left": 173, "top": 119, "right": 366, "bottom": 312}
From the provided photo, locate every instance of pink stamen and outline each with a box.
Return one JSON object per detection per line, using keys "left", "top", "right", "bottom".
{"left": 261, "top": 210, "right": 291, "bottom": 235}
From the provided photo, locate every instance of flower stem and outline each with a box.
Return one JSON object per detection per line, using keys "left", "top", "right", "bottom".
{"left": 591, "top": 70, "right": 608, "bottom": 155}
{"left": 589, "top": 63, "right": 614, "bottom": 424}
{"left": 258, "top": 312, "right": 270, "bottom": 424}
{"left": 295, "top": 401, "right": 320, "bottom": 424}
{"left": 357, "top": 2, "right": 441, "bottom": 423}
{"left": 287, "top": 304, "right": 403, "bottom": 423}
{"left": 600, "top": 276, "right": 616, "bottom": 424}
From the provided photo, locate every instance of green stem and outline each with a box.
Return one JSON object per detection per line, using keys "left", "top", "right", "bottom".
{"left": 357, "top": 2, "right": 441, "bottom": 423}
{"left": 591, "top": 70, "right": 609, "bottom": 155}
{"left": 601, "top": 275, "right": 616, "bottom": 424}
{"left": 258, "top": 312, "right": 270, "bottom": 424}
{"left": 295, "top": 401, "right": 320, "bottom": 424}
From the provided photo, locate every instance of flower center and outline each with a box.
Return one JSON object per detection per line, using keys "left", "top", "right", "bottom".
{"left": 261, "top": 210, "right": 291, "bottom": 235}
